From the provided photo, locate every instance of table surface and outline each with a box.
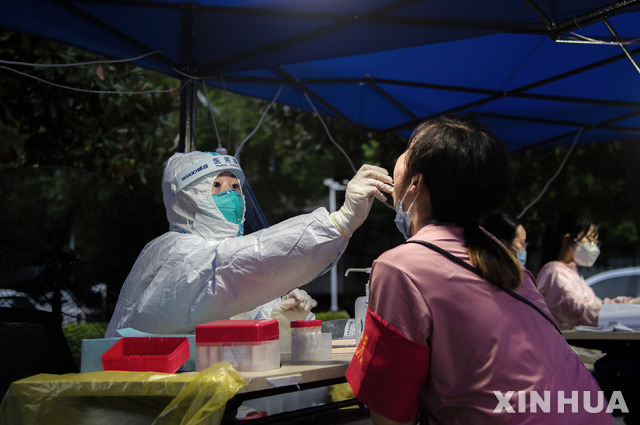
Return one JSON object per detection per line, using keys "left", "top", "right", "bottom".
{"left": 562, "top": 330, "right": 640, "bottom": 340}
{"left": 562, "top": 330, "right": 640, "bottom": 353}
{"left": 235, "top": 346, "right": 354, "bottom": 394}
{"left": 8, "top": 346, "right": 356, "bottom": 397}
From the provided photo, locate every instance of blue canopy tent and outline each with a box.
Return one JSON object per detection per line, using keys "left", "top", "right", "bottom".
{"left": 1, "top": 0, "right": 640, "bottom": 151}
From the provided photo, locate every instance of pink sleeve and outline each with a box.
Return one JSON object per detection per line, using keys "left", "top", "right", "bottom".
{"left": 368, "top": 259, "right": 432, "bottom": 345}
{"left": 539, "top": 264, "right": 601, "bottom": 327}
{"left": 346, "top": 310, "right": 430, "bottom": 422}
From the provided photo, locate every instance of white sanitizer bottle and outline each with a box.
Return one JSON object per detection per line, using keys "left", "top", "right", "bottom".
{"left": 354, "top": 282, "right": 369, "bottom": 342}
{"left": 345, "top": 268, "right": 371, "bottom": 342}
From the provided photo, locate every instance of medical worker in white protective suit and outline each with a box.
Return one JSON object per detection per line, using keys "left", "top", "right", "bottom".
{"left": 106, "top": 151, "right": 392, "bottom": 337}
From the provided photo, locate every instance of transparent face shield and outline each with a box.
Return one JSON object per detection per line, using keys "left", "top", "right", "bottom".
{"left": 207, "top": 169, "right": 269, "bottom": 236}
{"left": 242, "top": 178, "right": 269, "bottom": 235}
{"left": 171, "top": 152, "right": 269, "bottom": 236}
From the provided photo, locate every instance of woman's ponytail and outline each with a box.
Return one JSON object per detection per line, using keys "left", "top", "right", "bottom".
{"left": 464, "top": 222, "right": 522, "bottom": 290}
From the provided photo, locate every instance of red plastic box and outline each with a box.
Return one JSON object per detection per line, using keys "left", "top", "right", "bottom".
{"left": 101, "top": 336, "right": 190, "bottom": 373}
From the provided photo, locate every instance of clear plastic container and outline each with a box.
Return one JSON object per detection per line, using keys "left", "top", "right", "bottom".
{"left": 290, "top": 320, "right": 332, "bottom": 363}
{"left": 345, "top": 268, "right": 371, "bottom": 342}
{"left": 354, "top": 283, "right": 369, "bottom": 342}
{"left": 290, "top": 319, "right": 322, "bottom": 335}
{"left": 195, "top": 319, "right": 280, "bottom": 372}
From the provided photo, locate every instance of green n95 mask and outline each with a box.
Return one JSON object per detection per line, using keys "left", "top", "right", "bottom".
{"left": 213, "top": 189, "right": 245, "bottom": 225}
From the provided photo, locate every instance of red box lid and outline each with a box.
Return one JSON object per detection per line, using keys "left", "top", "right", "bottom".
{"left": 195, "top": 319, "right": 279, "bottom": 343}
{"left": 290, "top": 320, "right": 322, "bottom": 328}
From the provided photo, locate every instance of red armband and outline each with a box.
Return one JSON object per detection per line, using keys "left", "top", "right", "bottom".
{"left": 346, "top": 309, "right": 430, "bottom": 422}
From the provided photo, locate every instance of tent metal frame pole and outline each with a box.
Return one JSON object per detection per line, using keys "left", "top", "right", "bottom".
{"left": 179, "top": 81, "right": 198, "bottom": 153}
{"left": 179, "top": 2, "right": 197, "bottom": 153}
{"left": 553, "top": 0, "right": 640, "bottom": 36}
{"left": 198, "top": 0, "right": 420, "bottom": 74}
{"left": 197, "top": 5, "right": 548, "bottom": 34}
{"left": 52, "top": 0, "right": 179, "bottom": 69}
{"left": 603, "top": 19, "right": 640, "bottom": 75}
{"left": 313, "top": 76, "right": 640, "bottom": 108}
{"left": 273, "top": 67, "right": 354, "bottom": 124}
{"left": 524, "top": 0, "right": 556, "bottom": 31}
{"left": 380, "top": 44, "right": 640, "bottom": 135}
{"left": 525, "top": 109, "right": 640, "bottom": 150}
{"left": 366, "top": 79, "right": 419, "bottom": 121}
{"left": 476, "top": 111, "right": 640, "bottom": 134}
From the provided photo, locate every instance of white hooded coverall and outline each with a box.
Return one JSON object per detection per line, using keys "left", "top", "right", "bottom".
{"left": 106, "top": 152, "right": 348, "bottom": 336}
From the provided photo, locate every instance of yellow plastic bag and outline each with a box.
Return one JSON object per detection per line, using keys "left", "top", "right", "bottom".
{"left": 0, "top": 362, "right": 245, "bottom": 425}
{"left": 329, "top": 382, "right": 355, "bottom": 403}
{"left": 153, "top": 363, "right": 245, "bottom": 425}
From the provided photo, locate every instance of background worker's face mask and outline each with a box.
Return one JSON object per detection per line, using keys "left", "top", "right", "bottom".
{"left": 516, "top": 249, "right": 527, "bottom": 266}
{"left": 213, "top": 189, "right": 245, "bottom": 225}
{"left": 572, "top": 241, "right": 600, "bottom": 267}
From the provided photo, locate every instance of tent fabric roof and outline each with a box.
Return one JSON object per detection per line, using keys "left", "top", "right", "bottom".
{"left": 222, "top": 23, "right": 640, "bottom": 150}
{"left": 2, "top": 0, "right": 640, "bottom": 149}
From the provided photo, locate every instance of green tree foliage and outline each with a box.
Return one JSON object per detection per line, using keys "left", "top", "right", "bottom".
{"left": 0, "top": 29, "right": 179, "bottom": 311}
{"left": 62, "top": 322, "right": 107, "bottom": 368}
{"left": 507, "top": 141, "right": 640, "bottom": 272}
{"left": 0, "top": 30, "right": 178, "bottom": 244}
{"left": 0, "top": 31, "right": 177, "bottom": 191}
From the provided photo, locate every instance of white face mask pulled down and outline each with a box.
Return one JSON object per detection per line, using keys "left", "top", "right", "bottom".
{"left": 394, "top": 188, "right": 417, "bottom": 240}
{"left": 572, "top": 241, "right": 600, "bottom": 267}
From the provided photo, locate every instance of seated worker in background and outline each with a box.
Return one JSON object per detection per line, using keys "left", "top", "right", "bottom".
{"left": 106, "top": 151, "right": 392, "bottom": 337}
{"left": 346, "top": 115, "right": 609, "bottom": 425}
{"left": 481, "top": 211, "right": 528, "bottom": 266}
{"left": 537, "top": 210, "right": 635, "bottom": 330}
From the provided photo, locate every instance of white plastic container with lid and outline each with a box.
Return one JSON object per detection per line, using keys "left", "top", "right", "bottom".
{"left": 345, "top": 268, "right": 371, "bottom": 342}
{"left": 289, "top": 320, "right": 332, "bottom": 363}
{"left": 290, "top": 319, "right": 322, "bottom": 336}
{"left": 195, "top": 319, "right": 280, "bottom": 371}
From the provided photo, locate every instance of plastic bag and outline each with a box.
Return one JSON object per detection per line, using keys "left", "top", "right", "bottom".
{"left": 153, "top": 362, "right": 245, "bottom": 425}
{"left": 0, "top": 362, "right": 245, "bottom": 425}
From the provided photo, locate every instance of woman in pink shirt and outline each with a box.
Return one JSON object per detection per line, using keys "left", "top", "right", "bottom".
{"left": 346, "top": 115, "right": 611, "bottom": 425}
{"left": 537, "top": 211, "right": 632, "bottom": 330}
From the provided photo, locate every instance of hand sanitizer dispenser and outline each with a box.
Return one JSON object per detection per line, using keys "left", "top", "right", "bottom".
{"left": 345, "top": 268, "right": 371, "bottom": 342}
